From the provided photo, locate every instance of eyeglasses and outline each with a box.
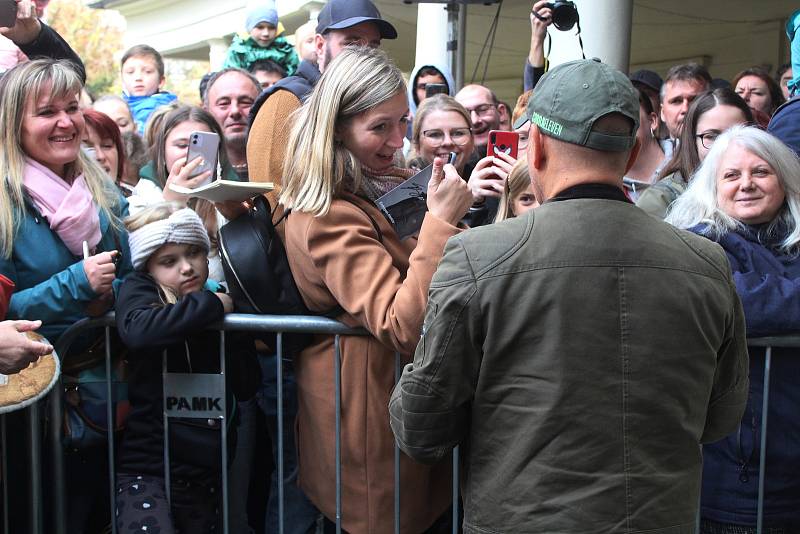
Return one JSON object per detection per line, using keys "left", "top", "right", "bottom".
{"left": 422, "top": 128, "right": 473, "bottom": 146}
{"left": 696, "top": 130, "right": 720, "bottom": 150}
{"left": 464, "top": 103, "right": 496, "bottom": 118}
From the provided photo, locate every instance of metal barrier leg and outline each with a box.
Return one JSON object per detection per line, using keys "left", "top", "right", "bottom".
{"left": 452, "top": 446, "right": 459, "bottom": 534}
{"left": 756, "top": 346, "right": 772, "bottom": 534}
{"left": 276, "top": 333, "right": 284, "bottom": 534}
{"left": 105, "top": 326, "right": 118, "bottom": 534}
{"left": 27, "top": 402, "right": 42, "bottom": 534}
{"left": 334, "top": 335, "right": 342, "bottom": 534}
{"left": 1, "top": 416, "right": 7, "bottom": 534}
{"left": 48, "top": 374, "right": 67, "bottom": 534}
{"left": 220, "top": 331, "right": 229, "bottom": 534}
{"left": 394, "top": 352, "right": 401, "bottom": 534}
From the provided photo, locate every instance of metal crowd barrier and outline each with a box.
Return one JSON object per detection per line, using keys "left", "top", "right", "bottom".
{"left": 3, "top": 316, "right": 795, "bottom": 534}
{"left": 6, "top": 312, "right": 460, "bottom": 534}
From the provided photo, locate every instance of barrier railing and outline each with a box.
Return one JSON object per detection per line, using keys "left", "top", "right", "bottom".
{"left": 39, "top": 313, "right": 460, "bottom": 534}
{"left": 3, "top": 316, "right": 793, "bottom": 534}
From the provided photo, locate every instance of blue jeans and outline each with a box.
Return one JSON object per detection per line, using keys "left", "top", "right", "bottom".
{"left": 257, "top": 353, "right": 319, "bottom": 534}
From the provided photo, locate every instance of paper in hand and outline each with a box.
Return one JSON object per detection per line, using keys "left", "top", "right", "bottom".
{"left": 374, "top": 165, "right": 433, "bottom": 240}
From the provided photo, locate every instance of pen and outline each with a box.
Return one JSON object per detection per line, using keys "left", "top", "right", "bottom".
{"left": 448, "top": 152, "right": 457, "bottom": 165}
{"left": 82, "top": 241, "right": 90, "bottom": 260}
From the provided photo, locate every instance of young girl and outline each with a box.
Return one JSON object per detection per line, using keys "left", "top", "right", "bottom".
{"left": 494, "top": 157, "right": 539, "bottom": 223}
{"left": 115, "top": 203, "right": 256, "bottom": 533}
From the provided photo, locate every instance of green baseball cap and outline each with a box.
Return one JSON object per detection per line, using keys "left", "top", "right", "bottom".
{"left": 513, "top": 59, "right": 639, "bottom": 152}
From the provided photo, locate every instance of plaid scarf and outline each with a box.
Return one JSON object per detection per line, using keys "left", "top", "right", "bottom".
{"left": 345, "top": 163, "right": 414, "bottom": 203}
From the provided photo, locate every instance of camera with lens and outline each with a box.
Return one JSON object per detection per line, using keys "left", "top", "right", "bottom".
{"left": 535, "top": 0, "right": 579, "bottom": 31}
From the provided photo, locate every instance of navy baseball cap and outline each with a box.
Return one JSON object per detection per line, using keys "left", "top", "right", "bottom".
{"left": 629, "top": 69, "right": 663, "bottom": 93}
{"left": 316, "top": 0, "right": 398, "bottom": 39}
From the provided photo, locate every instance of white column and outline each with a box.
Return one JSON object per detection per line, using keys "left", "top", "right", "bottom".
{"left": 547, "top": 0, "right": 633, "bottom": 73}
{"left": 207, "top": 38, "right": 229, "bottom": 71}
{"left": 414, "top": 3, "right": 449, "bottom": 70}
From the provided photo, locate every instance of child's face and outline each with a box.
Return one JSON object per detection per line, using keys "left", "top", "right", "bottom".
{"left": 121, "top": 55, "right": 164, "bottom": 97}
{"left": 250, "top": 21, "right": 277, "bottom": 48}
{"left": 512, "top": 185, "right": 539, "bottom": 217}
{"left": 147, "top": 243, "right": 208, "bottom": 297}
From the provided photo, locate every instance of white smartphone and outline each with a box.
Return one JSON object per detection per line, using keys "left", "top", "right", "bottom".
{"left": 185, "top": 131, "right": 220, "bottom": 186}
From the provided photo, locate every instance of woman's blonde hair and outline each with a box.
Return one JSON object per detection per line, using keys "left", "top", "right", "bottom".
{"left": 124, "top": 201, "right": 188, "bottom": 304}
{"left": 0, "top": 59, "right": 121, "bottom": 258}
{"left": 279, "top": 47, "right": 406, "bottom": 216}
{"left": 494, "top": 157, "right": 533, "bottom": 223}
{"left": 410, "top": 94, "right": 471, "bottom": 155}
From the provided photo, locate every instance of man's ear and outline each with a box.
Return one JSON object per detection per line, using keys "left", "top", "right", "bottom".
{"left": 314, "top": 34, "right": 326, "bottom": 66}
{"left": 528, "top": 124, "right": 545, "bottom": 170}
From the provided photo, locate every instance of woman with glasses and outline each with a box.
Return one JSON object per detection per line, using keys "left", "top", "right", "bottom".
{"left": 411, "top": 94, "right": 516, "bottom": 226}
{"left": 636, "top": 88, "right": 753, "bottom": 219}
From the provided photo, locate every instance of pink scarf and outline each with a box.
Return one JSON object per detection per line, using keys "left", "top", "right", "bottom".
{"left": 23, "top": 159, "right": 102, "bottom": 257}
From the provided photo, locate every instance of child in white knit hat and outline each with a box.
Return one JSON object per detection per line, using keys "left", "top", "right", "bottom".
{"left": 113, "top": 202, "right": 250, "bottom": 533}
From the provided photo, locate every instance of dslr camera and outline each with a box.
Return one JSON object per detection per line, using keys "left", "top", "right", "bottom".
{"left": 534, "top": 0, "right": 579, "bottom": 31}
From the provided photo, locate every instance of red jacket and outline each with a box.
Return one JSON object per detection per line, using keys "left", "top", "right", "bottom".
{"left": 0, "top": 274, "right": 13, "bottom": 320}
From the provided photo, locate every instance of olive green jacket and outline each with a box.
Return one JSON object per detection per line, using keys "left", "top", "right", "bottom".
{"left": 635, "top": 171, "right": 687, "bottom": 219}
{"left": 390, "top": 195, "right": 749, "bottom": 534}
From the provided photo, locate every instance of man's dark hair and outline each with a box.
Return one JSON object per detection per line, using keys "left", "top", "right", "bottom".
{"left": 202, "top": 67, "right": 262, "bottom": 106}
{"left": 777, "top": 62, "right": 792, "bottom": 82}
{"left": 121, "top": 44, "right": 165, "bottom": 78}
{"left": 661, "top": 63, "right": 712, "bottom": 99}
{"left": 248, "top": 59, "right": 288, "bottom": 79}
{"left": 417, "top": 66, "right": 443, "bottom": 80}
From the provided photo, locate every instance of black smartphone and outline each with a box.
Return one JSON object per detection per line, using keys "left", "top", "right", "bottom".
{"left": 0, "top": 0, "right": 17, "bottom": 28}
{"left": 425, "top": 83, "right": 448, "bottom": 98}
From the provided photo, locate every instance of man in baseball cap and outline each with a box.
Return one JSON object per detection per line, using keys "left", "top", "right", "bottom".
{"left": 391, "top": 58, "right": 747, "bottom": 532}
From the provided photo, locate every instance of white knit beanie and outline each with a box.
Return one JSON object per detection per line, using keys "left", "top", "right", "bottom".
{"left": 128, "top": 208, "right": 211, "bottom": 270}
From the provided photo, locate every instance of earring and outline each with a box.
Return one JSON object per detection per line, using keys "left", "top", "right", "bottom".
{"left": 650, "top": 127, "right": 657, "bottom": 139}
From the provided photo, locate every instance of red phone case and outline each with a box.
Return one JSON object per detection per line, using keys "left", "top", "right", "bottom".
{"left": 487, "top": 130, "right": 519, "bottom": 159}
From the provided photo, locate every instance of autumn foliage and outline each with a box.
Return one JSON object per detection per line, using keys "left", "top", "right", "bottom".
{"left": 46, "top": 0, "right": 124, "bottom": 96}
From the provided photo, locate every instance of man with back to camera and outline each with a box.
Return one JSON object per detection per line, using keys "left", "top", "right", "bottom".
{"left": 390, "top": 59, "right": 749, "bottom": 533}
{"left": 246, "top": 0, "right": 397, "bottom": 202}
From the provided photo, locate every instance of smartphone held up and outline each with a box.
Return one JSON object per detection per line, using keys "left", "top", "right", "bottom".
{"left": 487, "top": 130, "right": 519, "bottom": 159}
{"left": 185, "top": 131, "right": 220, "bottom": 186}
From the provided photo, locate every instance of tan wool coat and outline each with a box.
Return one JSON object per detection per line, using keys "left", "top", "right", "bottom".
{"left": 284, "top": 192, "right": 458, "bottom": 534}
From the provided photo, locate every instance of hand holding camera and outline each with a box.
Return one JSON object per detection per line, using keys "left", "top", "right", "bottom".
{"left": 532, "top": 0, "right": 578, "bottom": 32}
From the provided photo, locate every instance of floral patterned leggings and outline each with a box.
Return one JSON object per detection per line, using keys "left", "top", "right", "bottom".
{"left": 115, "top": 473, "right": 220, "bottom": 533}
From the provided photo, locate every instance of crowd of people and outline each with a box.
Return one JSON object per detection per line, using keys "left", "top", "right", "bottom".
{"left": 0, "top": 0, "right": 799, "bottom": 532}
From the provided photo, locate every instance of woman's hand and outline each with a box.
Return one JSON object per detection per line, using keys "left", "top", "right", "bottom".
{"left": 0, "top": 320, "right": 53, "bottom": 374}
{"left": 427, "top": 156, "right": 473, "bottom": 226}
{"left": 467, "top": 151, "right": 518, "bottom": 204}
{"left": 215, "top": 292, "right": 234, "bottom": 314}
{"left": 0, "top": 1, "right": 40, "bottom": 46}
{"left": 83, "top": 251, "right": 118, "bottom": 295}
{"left": 162, "top": 156, "right": 213, "bottom": 203}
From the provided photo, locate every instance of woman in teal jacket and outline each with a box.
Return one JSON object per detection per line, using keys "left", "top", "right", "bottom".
{"left": 0, "top": 59, "right": 132, "bottom": 533}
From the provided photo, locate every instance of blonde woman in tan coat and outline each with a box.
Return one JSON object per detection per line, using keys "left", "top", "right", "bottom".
{"left": 279, "top": 47, "right": 473, "bottom": 533}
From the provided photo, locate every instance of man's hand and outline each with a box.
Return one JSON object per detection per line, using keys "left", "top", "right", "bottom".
{"left": 529, "top": 1, "right": 553, "bottom": 67}
{"left": 0, "top": 1, "right": 41, "bottom": 46}
{"left": 0, "top": 320, "right": 53, "bottom": 375}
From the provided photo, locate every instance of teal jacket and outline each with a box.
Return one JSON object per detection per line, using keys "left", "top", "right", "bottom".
{"left": 0, "top": 191, "right": 133, "bottom": 343}
{"left": 223, "top": 34, "right": 298, "bottom": 76}
{"left": 138, "top": 160, "right": 242, "bottom": 187}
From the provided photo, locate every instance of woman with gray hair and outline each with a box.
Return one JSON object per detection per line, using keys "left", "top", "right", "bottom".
{"left": 667, "top": 124, "right": 800, "bottom": 531}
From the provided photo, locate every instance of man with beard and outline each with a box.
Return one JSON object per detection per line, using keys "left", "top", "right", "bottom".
{"left": 203, "top": 68, "right": 260, "bottom": 180}
{"left": 246, "top": 0, "right": 397, "bottom": 204}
